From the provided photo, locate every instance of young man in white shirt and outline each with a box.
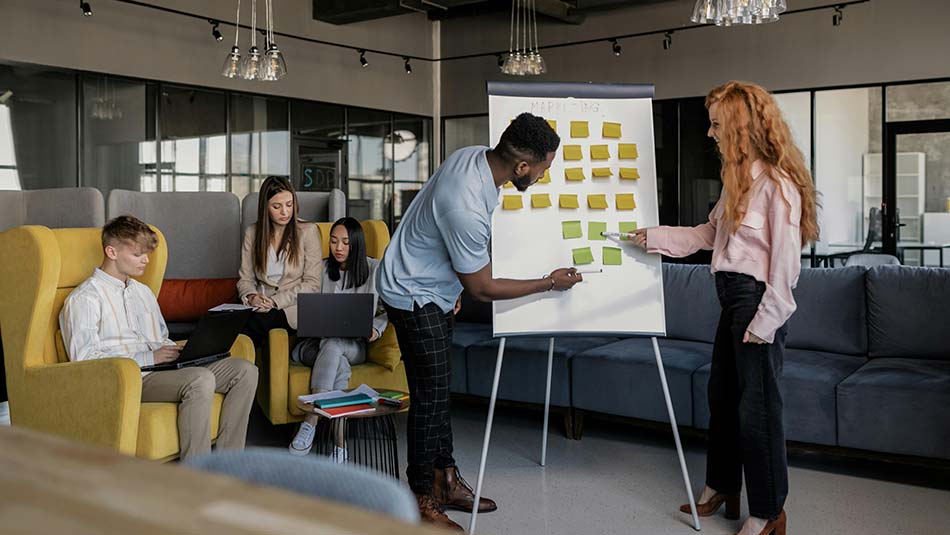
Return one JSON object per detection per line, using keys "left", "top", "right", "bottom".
{"left": 60, "top": 215, "right": 259, "bottom": 459}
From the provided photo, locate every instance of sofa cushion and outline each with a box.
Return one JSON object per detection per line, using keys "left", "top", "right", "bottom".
{"left": 693, "top": 349, "right": 866, "bottom": 446}
{"left": 466, "top": 336, "right": 618, "bottom": 406}
{"left": 786, "top": 267, "right": 867, "bottom": 355}
{"left": 662, "top": 264, "right": 719, "bottom": 343}
{"left": 867, "top": 266, "right": 950, "bottom": 360}
{"left": 572, "top": 338, "right": 712, "bottom": 426}
{"left": 108, "top": 190, "right": 241, "bottom": 279}
{"left": 837, "top": 358, "right": 950, "bottom": 459}
{"left": 366, "top": 324, "right": 401, "bottom": 371}
{"left": 157, "top": 278, "right": 239, "bottom": 322}
{"left": 450, "top": 322, "right": 493, "bottom": 394}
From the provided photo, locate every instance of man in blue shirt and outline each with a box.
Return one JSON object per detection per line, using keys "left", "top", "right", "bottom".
{"left": 378, "top": 113, "right": 582, "bottom": 530}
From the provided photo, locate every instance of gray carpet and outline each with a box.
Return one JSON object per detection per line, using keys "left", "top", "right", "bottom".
{"left": 248, "top": 402, "right": 950, "bottom": 535}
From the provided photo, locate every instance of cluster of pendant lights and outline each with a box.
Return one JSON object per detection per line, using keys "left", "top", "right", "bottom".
{"left": 221, "top": 0, "right": 287, "bottom": 81}
{"left": 690, "top": 0, "right": 787, "bottom": 26}
{"left": 500, "top": 0, "right": 546, "bottom": 76}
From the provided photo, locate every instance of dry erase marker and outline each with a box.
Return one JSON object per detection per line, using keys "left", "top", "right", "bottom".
{"left": 601, "top": 231, "right": 636, "bottom": 240}
{"left": 575, "top": 268, "right": 603, "bottom": 274}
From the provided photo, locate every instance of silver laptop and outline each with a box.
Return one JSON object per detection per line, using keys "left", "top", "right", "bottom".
{"left": 297, "top": 293, "right": 375, "bottom": 339}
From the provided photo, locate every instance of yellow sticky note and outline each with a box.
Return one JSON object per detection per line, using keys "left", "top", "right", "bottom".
{"left": 559, "top": 194, "right": 579, "bottom": 209}
{"left": 619, "top": 168, "right": 640, "bottom": 180}
{"left": 502, "top": 195, "right": 524, "bottom": 210}
{"left": 590, "top": 145, "right": 611, "bottom": 160}
{"left": 503, "top": 181, "right": 515, "bottom": 188}
{"left": 616, "top": 193, "right": 636, "bottom": 210}
{"left": 618, "top": 143, "right": 639, "bottom": 159}
{"left": 570, "top": 121, "right": 589, "bottom": 138}
{"left": 547, "top": 119, "right": 557, "bottom": 132}
{"left": 603, "top": 247, "right": 622, "bottom": 266}
{"left": 531, "top": 193, "right": 552, "bottom": 208}
{"left": 588, "top": 194, "right": 608, "bottom": 209}
{"left": 592, "top": 167, "right": 612, "bottom": 178}
{"left": 564, "top": 168, "right": 586, "bottom": 181}
{"left": 562, "top": 220, "right": 583, "bottom": 239}
{"left": 603, "top": 122, "right": 622, "bottom": 138}
{"left": 573, "top": 247, "right": 595, "bottom": 265}
{"left": 619, "top": 221, "right": 638, "bottom": 238}
{"left": 538, "top": 169, "right": 551, "bottom": 183}
{"left": 563, "top": 145, "right": 583, "bottom": 161}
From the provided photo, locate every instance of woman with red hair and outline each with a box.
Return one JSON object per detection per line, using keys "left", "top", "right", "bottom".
{"left": 633, "top": 81, "right": 818, "bottom": 535}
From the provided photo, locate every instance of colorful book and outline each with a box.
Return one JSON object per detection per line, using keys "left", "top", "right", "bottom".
{"left": 311, "top": 403, "right": 377, "bottom": 419}
{"left": 379, "top": 391, "right": 408, "bottom": 400}
{"left": 312, "top": 393, "right": 373, "bottom": 409}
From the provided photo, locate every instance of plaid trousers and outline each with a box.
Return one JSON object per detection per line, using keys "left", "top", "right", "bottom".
{"left": 384, "top": 300, "right": 456, "bottom": 495}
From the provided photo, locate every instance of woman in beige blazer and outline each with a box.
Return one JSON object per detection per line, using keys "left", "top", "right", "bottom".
{"left": 238, "top": 176, "right": 323, "bottom": 347}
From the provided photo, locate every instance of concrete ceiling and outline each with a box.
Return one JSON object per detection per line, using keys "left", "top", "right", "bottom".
{"left": 313, "top": 0, "right": 677, "bottom": 25}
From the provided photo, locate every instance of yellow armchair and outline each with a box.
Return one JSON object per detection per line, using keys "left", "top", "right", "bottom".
{"left": 0, "top": 226, "right": 255, "bottom": 461}
{"left": 255, "top": 220, "right": 408, "bottom": 425}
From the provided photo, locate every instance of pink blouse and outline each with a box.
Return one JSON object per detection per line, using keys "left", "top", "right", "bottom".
{"left": 647, "top": 160, "right": 803, "bottom": 343}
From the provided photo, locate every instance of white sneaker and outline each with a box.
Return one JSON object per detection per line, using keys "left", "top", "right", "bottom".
{"left": 332, "top": 445, "right": 348, "bottom": 464}
{"left": 289, "top": 422, "right": 316, "bottom": 456}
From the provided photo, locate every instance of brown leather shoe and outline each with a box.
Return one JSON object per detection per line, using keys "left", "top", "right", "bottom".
{"left": 433, "top": 466, "right": 498, "bottom": 513}
{"left": 679, "top": 493, "right": 740, "bottom": 520}
{"left": 733, "top": 510, "right": 786, "bottom": 535}
{"left": 416, "top": 493, "right": 464, "bottom": 532}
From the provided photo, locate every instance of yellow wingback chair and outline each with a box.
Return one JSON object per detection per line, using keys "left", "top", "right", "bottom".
{"left": 256, "top": 219, "right": 408, "bottom": 425}
{"left": 0, "top": 226, "right": 255, "bottom": 461}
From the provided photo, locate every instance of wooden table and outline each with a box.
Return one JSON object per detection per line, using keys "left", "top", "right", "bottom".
{"left": 0, "top": 425, "right": 449, "bottom": 535}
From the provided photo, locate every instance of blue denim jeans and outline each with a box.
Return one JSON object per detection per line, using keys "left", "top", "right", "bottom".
{"left": 707, "top": 271, "right": 788, "bottom": 520}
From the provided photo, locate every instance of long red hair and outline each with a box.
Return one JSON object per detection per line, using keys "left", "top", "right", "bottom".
{"left": 706, "top": 81, "right": 819, "bottom": 244}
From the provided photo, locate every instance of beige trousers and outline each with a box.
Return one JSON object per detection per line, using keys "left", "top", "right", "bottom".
{"left": 141, "top": 357, "right": 259, "bottom": 460}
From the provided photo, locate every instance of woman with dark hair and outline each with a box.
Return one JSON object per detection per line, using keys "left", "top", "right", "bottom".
{"left": 238, "top": 176, "right": 323, "bottom": 347}
{"left": 633, "top": 81, "right": 818, "bottom": 535}
{"left": 288, "top": 216, "right": 388, "bottom": 460}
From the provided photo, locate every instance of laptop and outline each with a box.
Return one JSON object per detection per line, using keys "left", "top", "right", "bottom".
{"left": 297, "top": 293, "right": 375, "bottom": 339}
{"left": 141, "top": 310, "right": 252, "bottom": 372}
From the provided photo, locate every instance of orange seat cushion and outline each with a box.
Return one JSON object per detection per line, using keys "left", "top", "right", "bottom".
{"left": 158, "top": 278, "right": 239, "bottom": 322}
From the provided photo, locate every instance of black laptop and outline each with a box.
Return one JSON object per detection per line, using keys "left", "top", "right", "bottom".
{"left": 297, "top": 293, "right": 375, "bottom": 339}
{"left": 141, "top": 310, "right": 252, "bottom": 372}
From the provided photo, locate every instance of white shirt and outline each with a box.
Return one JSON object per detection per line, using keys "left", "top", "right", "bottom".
{"left": 59, "top": 268, "right": 175, "bottom": 371}
{"left": 266, "top": 247, "right": 286, "bottom": 284}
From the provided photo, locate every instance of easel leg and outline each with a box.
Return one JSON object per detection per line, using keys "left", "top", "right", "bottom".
{"left": 541, "top": 337, "right": 554, "bottom": 466}
{"left": 652, "top": 337, "right": 702, "bottom": 531}
{"left": 469, "top": 337, "right": 506, "bottom": 534}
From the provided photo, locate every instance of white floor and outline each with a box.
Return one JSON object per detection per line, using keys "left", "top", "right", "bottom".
{"left": 251, "top": 402, "right": 950, "bottom": 535}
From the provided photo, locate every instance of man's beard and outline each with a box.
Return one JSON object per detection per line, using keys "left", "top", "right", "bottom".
{"left": 512, "top": 175, "right": 532, "bottom": 192}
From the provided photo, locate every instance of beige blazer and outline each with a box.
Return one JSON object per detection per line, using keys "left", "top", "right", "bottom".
{"left": 237, "top": 222, "right": 323, "bottom": 329}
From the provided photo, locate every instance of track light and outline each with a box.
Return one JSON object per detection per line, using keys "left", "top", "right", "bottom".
{"left": 663, "top": 31, "right": 673, "bottom": 50}
{"left": 209, "top": 20, "right": 223, "bottom": 42}
{"left": 359, "top": 49, "right": 368, "bottom": 67}
{"left": 80, "top": 1, "right": 92, "bottom": 16}
{"left": 832, "top": 6, "right": 844, "bottom": 26}
{"left": 610, "top": 39, "right": 621, "bottom": 56}
{"left": 404, "top": 57, "right": 412, "bottom": 75}
{"left": 496, "top": 54, "right": 504, "bottom": 67}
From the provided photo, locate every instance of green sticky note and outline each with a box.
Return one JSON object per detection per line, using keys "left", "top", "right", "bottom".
{"left": 562, "top": 220, "right": 583, "bottom": 239}
{"left": 618, "top": 221, "right": 638, "bottom": 239}
{"left": 572, "top": 247, "right": 594, "bottom": 265}
{"left": 588, "top": 221, "right": 607, "bottom": 241}
{"left": 603, "top": 247, "right": 622, "bottom": 266}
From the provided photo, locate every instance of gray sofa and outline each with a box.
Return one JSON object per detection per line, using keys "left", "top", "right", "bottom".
{"left": 451, "top": 264, "right": 950, "bottom": 461}
{"left": 0, "top": 187, "right": 104, "bottom": 231}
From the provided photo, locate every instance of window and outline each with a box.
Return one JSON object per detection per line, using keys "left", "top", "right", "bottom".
{"left": 159, "top": 86, "right": 227, "bottom": 192}
{"left": 230, "top": 94, "right": 289, "bottom": 199}
{"left": 886, "top": 82, "right": 950, "bottom": 122}
{"left": 347, "top": 108, "right": 392, "bottom": 224}
{"left": 814, "top": 87, "right": 882, "bottom": 247}
{"left": 0, "top": 65, "right": 76, "bottom": 190}
{"left": 82, "top": 76, "right": 157, "bottom": 195}
{"left": 392, "top": 115, "right": 431, "bottom": 225}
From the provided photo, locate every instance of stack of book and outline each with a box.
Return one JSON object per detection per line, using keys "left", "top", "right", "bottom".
{"left": 308, "top": 392, "right": 376, "bottom": 418}
{"left": 376, "top": 391, "right": 409, "bottom": 409}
